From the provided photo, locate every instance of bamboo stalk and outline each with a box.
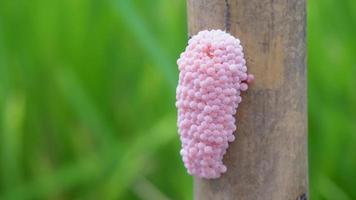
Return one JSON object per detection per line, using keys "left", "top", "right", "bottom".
{"left": 187, "top": 0, "right": 308, "bottom": 199}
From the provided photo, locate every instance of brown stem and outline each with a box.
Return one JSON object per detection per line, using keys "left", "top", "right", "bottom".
{"left": 187, "top": 0, "right": 308, "bottom": 199}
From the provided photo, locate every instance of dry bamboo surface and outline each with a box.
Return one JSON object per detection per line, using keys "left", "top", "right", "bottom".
{"left": 187, "top": 0, "right": 308, "bottom": 199}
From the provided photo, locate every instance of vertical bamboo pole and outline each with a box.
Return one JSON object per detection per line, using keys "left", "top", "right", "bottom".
{"left": 187, "top": 0, "right": 308, "bottom": 199}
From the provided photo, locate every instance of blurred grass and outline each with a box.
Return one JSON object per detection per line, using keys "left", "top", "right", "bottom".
{"left": 308, "top": 0, "right": 356, "bottom": 199}
{"left": 0, "top": 0, "right": 355, "bottom": 199}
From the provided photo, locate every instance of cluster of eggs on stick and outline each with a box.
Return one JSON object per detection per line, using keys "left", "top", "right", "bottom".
{"left": 176, "top": 30, "right": 253, "bottom": 179}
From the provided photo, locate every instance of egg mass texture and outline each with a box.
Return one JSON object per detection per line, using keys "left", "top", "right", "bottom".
{"left": 176, "top": 30, "right": 253, "bottom": 179}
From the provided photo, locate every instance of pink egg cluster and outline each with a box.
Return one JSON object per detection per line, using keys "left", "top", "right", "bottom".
{"left": 176, "top": 30, "right": 253, "bottom": 179}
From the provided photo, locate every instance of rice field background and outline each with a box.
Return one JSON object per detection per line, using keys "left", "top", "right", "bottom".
{"left": 0, "top": 0, "right": 355, "bottom": 199}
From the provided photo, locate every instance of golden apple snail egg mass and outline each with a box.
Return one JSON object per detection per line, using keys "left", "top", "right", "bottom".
{"left": 175, "top": 30, "right": 254, "bottom": 179}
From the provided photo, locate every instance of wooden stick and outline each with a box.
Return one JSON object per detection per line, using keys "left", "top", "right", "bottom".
{"left": 187, "top": 0, "right": 308, "bottom": 199}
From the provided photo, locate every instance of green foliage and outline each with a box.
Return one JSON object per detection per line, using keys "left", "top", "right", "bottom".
{"left": 0, "top": 0, "right": 354, "bottom": 199}
{"left": 308, "top": 0, "right": 356, "bottom": 199}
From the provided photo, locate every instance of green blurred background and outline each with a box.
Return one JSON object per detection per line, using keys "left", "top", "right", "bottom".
{"left": 0, "top": 0, "right": 355, "bottom": 199}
